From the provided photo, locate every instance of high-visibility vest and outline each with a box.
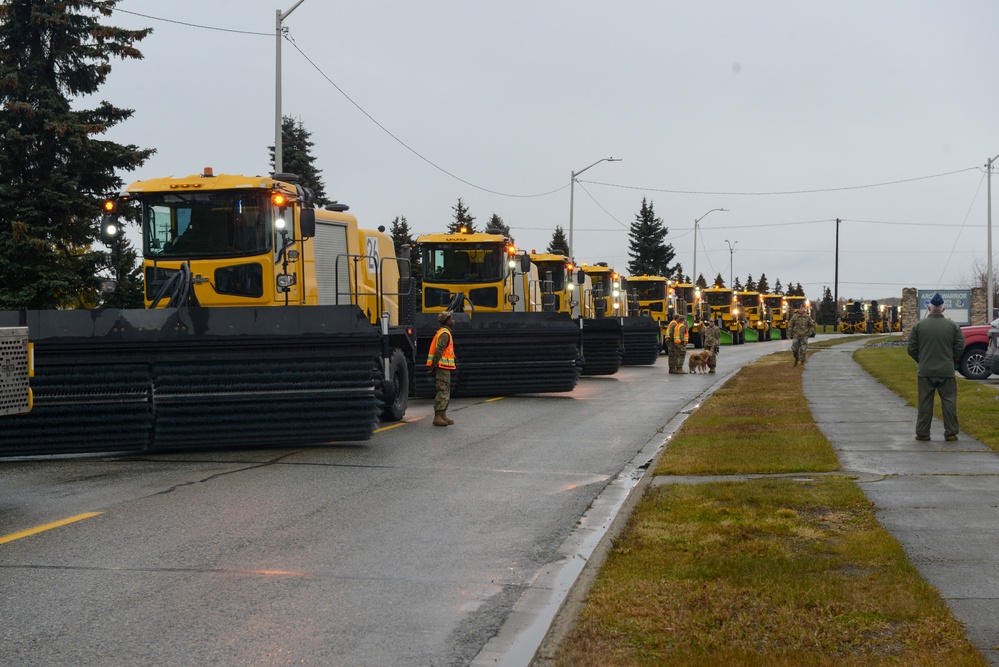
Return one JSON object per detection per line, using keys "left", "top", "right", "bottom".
{"left": 665, "top": 320, "right": 677, "bottom": 344}
{"left": 673, "top": 322, "right": 688, "bottom": 345}
{"left": 426, "top": 326, "right": 456, "bottom": 370}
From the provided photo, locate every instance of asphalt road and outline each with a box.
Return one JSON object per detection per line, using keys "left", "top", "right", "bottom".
{"left": 0, "top": 338, "right": 794, "bottom": 666}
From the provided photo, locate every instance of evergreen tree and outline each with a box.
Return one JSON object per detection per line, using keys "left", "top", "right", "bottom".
{"left": 269, "top": 116, "right": 330, "bottom": 207}
{"left": 757, "top": 273, "right": 770, "bottom": 294}
{"left": 388, "top": 214, "right": 421, "bottom": 277}
{"left": 99, "top": 235, "right": 144, "bottom": 308}
{"left": 447, "top": 198, "right": 476, "bottom": 233}
{"left": 794, "top": 282, "right": 805, "bottom": 296}
{"left": 626, "top": 198, "right": 675, "bottom": 277}
{"left": 744, "top": 274, "right": 757, "bottom": 292}
{"left": 774, "top": 278, "right": 784, "bottom": 295}
{"left": 547, "top": 225, "right": 569, "bottom": 255}
{"left": 817, "top": 286, "right": 836, "bottom": 325}
{"left": 732, "top": 276, "right": 743, "bottom": 291}
{"left": 485, "top": 213, "right": 511, "bottom": 237}
{"left": 696, "top": 274, "right": 708, "bottom": 289}
{"left": 672, "top": 263, "right": 684, "bottom": 282}
{"left": 0, "top": 1, "right": 153, "bottom": 309}
{"left": 713, "top": 273, "right": 725, "bottom": 288}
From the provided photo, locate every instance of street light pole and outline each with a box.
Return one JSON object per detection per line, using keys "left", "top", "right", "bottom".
{"left": 725, "top": 239, "right": 738, "bottom": 287}
{"left": 692, "top": 208, "right": 727, "bottom": 286}
{"left": 988, "top": 153, "right": 998, "bottom": 321}
{"left": 275, "top": 0, "right": 308, "bottom": 175}
{"left": 568, "top": 157, "right": 621, "bottom": 262}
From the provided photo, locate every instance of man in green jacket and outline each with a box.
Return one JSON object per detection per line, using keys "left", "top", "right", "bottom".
{"left": 906, "top": 293, "right": 965, "bottom": 442}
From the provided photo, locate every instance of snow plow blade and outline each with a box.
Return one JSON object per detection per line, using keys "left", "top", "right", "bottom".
{"left": 413, "top": 312, "right": 582, "bottom": 398}
{"left": 0, "top": 306, "right": 383, "bottom": 457}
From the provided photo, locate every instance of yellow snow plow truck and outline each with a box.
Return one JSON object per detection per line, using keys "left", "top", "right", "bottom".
{"left": 416, "top": 230, "right": 582, "bottom": 396}
{"left": 0, "top": 169, "right": 417, "bottom": 456}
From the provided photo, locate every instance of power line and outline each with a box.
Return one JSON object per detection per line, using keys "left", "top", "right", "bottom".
{"left": 284, "top": 37, "right": 568, "bottom": 199}
{"left": 581, "top": 166, "right": 980, "bottom": 196}
{"left": 113, "top": 8, "right": 271, "bottom": 36}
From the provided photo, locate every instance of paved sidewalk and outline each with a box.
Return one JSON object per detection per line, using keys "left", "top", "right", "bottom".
{"left": 803, "top": 341, "right": 999, "bottom": 666}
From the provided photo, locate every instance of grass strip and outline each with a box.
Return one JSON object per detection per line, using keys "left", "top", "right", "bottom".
{"left": 655, "top": 352, "right": 839, "bottom": 476}
{"left": 553, "top": 478, "right": 983, "bottom": 667}
{"left": 854, "top": 345, "right": 999, "bottom": 452}
{"left": 547, "top": 346, "right": 985, "bottom": 666}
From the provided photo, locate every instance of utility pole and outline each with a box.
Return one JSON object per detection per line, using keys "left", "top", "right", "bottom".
{"left": 725, "top": 239, "right": 738, "bottom": 287}
{"left": 988, "top": 154, "right": 998, "bottom": 321}
{"left": 834, "top": 218, "right": 841, "bottom": 327}
{"left": 275, "top": 0, "right": 308, "bottom": 174}
{"left": 692, "top": 208, "right": 727, "bottom": 287}
{"left": 568, "top": 157, "right": 620, "bottom": 263}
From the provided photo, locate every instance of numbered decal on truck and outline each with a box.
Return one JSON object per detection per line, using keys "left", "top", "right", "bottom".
{"left": 366, "top": 236, "right": 379, "bottom": 274}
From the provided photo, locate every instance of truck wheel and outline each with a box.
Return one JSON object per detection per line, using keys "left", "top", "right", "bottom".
{"left": 381, "top": 348, "right": 410, "bottom": 421}
{"left": 959, "top": 347, "right": 991, "bottom": 380}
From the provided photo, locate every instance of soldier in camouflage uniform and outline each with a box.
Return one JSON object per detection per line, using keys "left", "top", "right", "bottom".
{"left": 701, "top": 319, "right": 720, "bottom": 373}
{"left": 427, "top": 311, "right": 456, "bottom": 426}
{"left": 787, "top": 304, "right": 816, "bottom": 367}
{"left": 669, "top": 314, "right": 689, "bottom": 374}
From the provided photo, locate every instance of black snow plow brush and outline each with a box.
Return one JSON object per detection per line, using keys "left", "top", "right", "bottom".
{"left": 413, "top": 311, "right": 582, "bottom": 398}
{"left": 621, "top": 315, "right": 662, "bottom": 366}
{"left": 0, "top": 306, "right": 385, "bottom": 457}
{"left": 579, "top": 318, "right": 624, "bottom": 376}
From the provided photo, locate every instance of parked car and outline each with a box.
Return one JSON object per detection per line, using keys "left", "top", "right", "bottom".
{"left": 958, "top": 321, "right": 996, "bottom": 380}
{"left": 985, "top": 319, "right": 999, "bottom": 376}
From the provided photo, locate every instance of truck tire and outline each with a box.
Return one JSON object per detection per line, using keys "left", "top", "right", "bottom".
{"left": 959, "top": 346, "right": 991, "bottom": 380}
{"left": 381, "top": 348, "right": 410, "bottom": 421}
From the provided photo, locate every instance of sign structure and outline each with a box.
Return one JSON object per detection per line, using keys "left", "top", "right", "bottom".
{"left": 916, "top": 290, "right": 970, "bottom": 325}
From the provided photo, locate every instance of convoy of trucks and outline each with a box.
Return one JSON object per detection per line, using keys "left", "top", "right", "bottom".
{"left": 2, "top": 166, "right": 949, "bottom": 458}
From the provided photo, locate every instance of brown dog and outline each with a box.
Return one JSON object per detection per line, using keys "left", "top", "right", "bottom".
{"left": 687, "top": 350, "right": 714, "bottom": 374}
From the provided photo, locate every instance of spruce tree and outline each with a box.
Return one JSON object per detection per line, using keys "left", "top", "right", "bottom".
{"left": 626, "top": 198, "right": 675, "bottom": 277}
{"left": 485, "top": 213, "right": 511, "bottom": 237}
{"left": 672, "top": 263, "right": 684, "bottom": 282}
{"left": 0, "top": 0, "right": 153, "bottom": 309}
{"left": 732, "top": 276, "right": 743, "bottom": 291}
{"left": 547, "top": 225, "right": 569, "bottom": 255}
{"left": 817, "top": 286, "right": 836, "bottom": 325}
{"left": 696, "top": 274, "right": 708, "bottom": 290}
{"left": 757, "top": 273, "right": 770, "bottom": 294}
{"left": 269, "top": 116, "right": 330, "bottom": 207}
{"left": 389, "top": 214, "right": 421, "bottom": 272}
{"left": 774, "top": 278, "right": 784, "bottom": 295}
{"left": 713, "top": 273, "right": 725, "bottom": 288}
{"left": 447, "top": 198, "right": 476, "bottom": 233}
{"left": 744, "top": 274, "right": 757, "bottom": 292}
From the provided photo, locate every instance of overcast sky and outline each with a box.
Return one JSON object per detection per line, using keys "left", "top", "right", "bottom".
{"left": 92, "top": 1, "right": 999, "bottom": 301}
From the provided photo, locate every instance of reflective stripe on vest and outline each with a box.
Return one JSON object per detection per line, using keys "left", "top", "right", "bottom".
{"left": 426, "top": 326, "right": 456, "bottom": 370}
{"left": 673, "top": 323, "right": 688, "bottom": 344}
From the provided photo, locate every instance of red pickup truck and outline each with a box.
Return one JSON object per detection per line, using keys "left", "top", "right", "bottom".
{"left": 959, "top": 324, "right": 993, "bottom": 379}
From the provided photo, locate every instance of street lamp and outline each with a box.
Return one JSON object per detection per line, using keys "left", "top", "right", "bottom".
{"left": 988, "top": 152, "right": 998, "bottom": 321}
{"left": 275, "top": 0, "right": 308, "bottom": 174}
{"left": 725, "top": 239, "right": 738, "bottom": 287}
{"left": 692, "top": 208, "right": 727, "bottom": 287}
{"left": 568, "top": 157, "right": 621, "bottom": 262}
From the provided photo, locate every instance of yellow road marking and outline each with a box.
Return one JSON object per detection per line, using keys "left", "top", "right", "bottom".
{"left": 0, "top": 512, "right": 103, "bottom": 545}
{"left": 374, "top": 422, "right": 408, "bottom": 433}
{"left": 485, "top": 396, "right": 506, "bottom": 402}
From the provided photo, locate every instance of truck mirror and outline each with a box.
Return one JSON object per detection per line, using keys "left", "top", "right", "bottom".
{"left": 299, "top": 208, "right": 316, "bottom": 238}
{"left": 576, "top": 269, "right": 585, "bottom": 285}
{"left": 520, "top": 254, "right": 532, "bottom": 273}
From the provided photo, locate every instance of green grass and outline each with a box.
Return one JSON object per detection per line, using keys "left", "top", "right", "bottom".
{"left": 554, "top": 478, "right": 983, "bottom": 667}
{"left": 854, "top": 345, "right": 999, "bottom": 452}
{"left": 547, "top": 348, "right": 986, "bottom": 666}
{"left": 655, "top": 352, "right": 839, "bottom": 475}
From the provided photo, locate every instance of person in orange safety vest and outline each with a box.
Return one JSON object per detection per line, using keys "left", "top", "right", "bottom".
{"left": 427, "top": 311, "right": 456, "bottom": 426}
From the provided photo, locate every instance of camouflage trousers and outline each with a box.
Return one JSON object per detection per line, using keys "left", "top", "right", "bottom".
{"left": 434, "top": 368, "right": 451, "bottom": 411}
{"left": 669, "top": 344, "right": 687, "bottom": 372}
{"left": 791, "top": 336, "right": 809, "bottom": 362}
